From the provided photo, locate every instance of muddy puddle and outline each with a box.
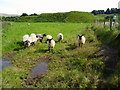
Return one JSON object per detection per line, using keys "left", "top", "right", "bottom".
{"left": 30, "top": 62, "right": 48, "bottom": 78}
{"left": 0, "top": 59, "right": 13, "bottom": 71}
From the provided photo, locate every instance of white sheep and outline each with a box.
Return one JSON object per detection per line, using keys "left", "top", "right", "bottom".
{"left": 30, "top": 33, "right": 38, "bottom": 45}
{"left": 30, "top": 33, "right": 36, "bottom": 38}
{"left": 46, "top": 35, "right": 52, "bottom": 40}
{"left": 22, "top": 34, "right": 31, "bottom": 47}
{"left": 23, "top": 34, "right": 29, "bottom": 42}
{"left": 36, "top": 34, "right": 46, "bottom": 43}
{"left": 78, "top": 35, "right": 86, "bottom": 47}
{"left": 57, "top": 33, "right": 63, "bottom": 42}
{"left": 47, "top": 39, "right": 55, "bottom": 52}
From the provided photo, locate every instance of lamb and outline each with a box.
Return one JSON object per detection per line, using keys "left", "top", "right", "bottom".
{"left": 78, "top": 35, "right": 86, "bottom": 47}
{"left": 47, "top": 39, "right": 55, "bottom": 52}
{"left": 36, "top": 34, "right": 46, "bottom": 43}
{"left": 57, "top": 33, "right": 63, "bottom": 42}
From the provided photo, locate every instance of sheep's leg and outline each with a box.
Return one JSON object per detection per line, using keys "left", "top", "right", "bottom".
{"left": 51, "top": 48, "right": 54, "bottom": 53}
{"left": 40, "top": 39, "right": 42, "bottom": 43}
{"left": 81, "top": 44, "right": 83, "bottom": 47}
{"left": 48, "top": 47, "right": 50, "bottom": 52}
{"left": 78, "top": 43, "right": 80, "bottom": 47}
{"left": 28, "top": 43, "right": 31, "bottom": 47}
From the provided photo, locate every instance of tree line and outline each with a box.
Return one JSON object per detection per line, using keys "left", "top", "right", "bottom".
{"left": 91, "top": 8, "right": 120, "bottom": 15}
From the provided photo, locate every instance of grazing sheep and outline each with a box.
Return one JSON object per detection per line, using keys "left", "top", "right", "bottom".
{"left": 45, "top": 35, "right": 53, "bottom": 42}
{"left": 47, "top": 39, "right": 55, "bottom": 52}
{"left": 30, "top": 33, "right": 36, "bottom": 38}
{"left": 46, "top": 35, "right": 52, "bottom": 40}
{"left": 57, "top": 33, "right": 63, "bottom": 42}
{"left": 78, "top": 35, "right": 86, "bottom": 47}
{"left": 22, "top": 34, "right": 31, "bottom": 47}
{"left": 30, "top": 33, "right": 38, "bottom": 45}
{"left": 36, "top": 34, "right": 46, "bottom": 43}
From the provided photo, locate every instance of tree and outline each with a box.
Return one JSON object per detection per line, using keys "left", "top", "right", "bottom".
{"left": 105, "top": 8, "right": 111, "bottom": 14}
{"left": 29, "top": 13, "right": 38, "bottom": 16}
{"left": 91, "top": 10, "right": 98, "bottom": 15}
{"left": 21, "top": 13, "right": 28, "bottom": 17}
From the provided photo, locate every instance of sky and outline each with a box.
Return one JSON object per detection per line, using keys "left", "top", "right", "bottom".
{"left": 0, "top": 0, "right": 119, "bottom": 15}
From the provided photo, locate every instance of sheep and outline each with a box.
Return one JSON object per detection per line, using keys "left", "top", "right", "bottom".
{"left": 30, "top": 33, "right": 36, "bottom": 38}
{"left": 30, "top": 33, "right": 38, "bottom": 45}
{"left": 46, "top": 35, "right": 55, "bottom": 52}
{"left": 57, "top": 33, "right": 63, "bottom": 42}
{"left": 47, "top": 39, "right": 55, "bottom": 52}
{"left": 22, "top": 33, "right": 39, "bottom": 47}
{"left": 36, "top": 34, "right": 46, "bottom": 43}
{"left": 46, "top": 35, "right": 52, "bottom": 40}
{"left": 45, "top": 35, "right": 53, "bottom": 42}
{"left": 22, "top": 34, "right": 31, "bottom": 47}
{"left": 78, "top": 35, "right": 86, "bottom": 47}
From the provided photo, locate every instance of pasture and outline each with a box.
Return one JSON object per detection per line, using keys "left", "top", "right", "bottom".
{"left": 1, "top": 22, "right": 120, "bottom": 88}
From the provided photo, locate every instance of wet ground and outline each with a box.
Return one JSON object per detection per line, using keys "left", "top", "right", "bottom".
{"left": 30, "top": 62, "right": 48, "bottom": 78}
{"left": 0, "top": 59, "right": 13, "bottom": 71}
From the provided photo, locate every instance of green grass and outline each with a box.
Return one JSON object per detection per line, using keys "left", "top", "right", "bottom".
{"left": 2, "top": 22, "right": 120, "bottom": 88}
{"left": 2, "top": 22, "right": 89, "bottom": 54}
{"left": 1, "top": 67, "right": 28, "bottom": 88}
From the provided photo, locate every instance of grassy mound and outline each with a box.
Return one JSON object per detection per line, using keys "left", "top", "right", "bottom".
{"left": 64, "top": 11, "right": 96, "bottom": 23}
{"left": 36, "top": 11, "right": 96, "bottom": 23}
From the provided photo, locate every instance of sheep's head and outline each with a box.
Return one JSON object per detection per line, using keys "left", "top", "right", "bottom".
{"left": 78, "top": 35, "right": 82, "bottom": 39}
{"left": 78, "top": 34, "right": 84, "bottom": 40}
{"left": 43, "top": 34, "right": 46, "bottom": 37}
{"left": 24, "top": 40, "right": 30, "bottom": 47}
{"left": 47, "top": 39, "right": 52, "bottom": 43}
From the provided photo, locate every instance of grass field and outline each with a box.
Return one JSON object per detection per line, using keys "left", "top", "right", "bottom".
{"left": 1, "top": 22, "right": 120, "bottom": 88}
{"left": 2, "top": 22, "right": 89, "bottom": 54}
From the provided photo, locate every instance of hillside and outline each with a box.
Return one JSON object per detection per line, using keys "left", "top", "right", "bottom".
{"left": 36, "top": 11, "right": 96, "bottom": 23}
{"left": 0, "top": 13, "right": 20, "bottom": 17}
{"left": 2, "top": 11, "right": 97, "bottom": 23}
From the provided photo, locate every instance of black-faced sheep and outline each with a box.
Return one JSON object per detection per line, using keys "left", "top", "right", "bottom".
{"left": 46, "top": 35, "right": 52, "bottom": 40}
{"left": 47, "top": 39, "right": 55, "bottom": 52}
{"left": 57, "top": 33, "right": 63, "bottom": 42}
{"left": 30, "top": 33, "right": 38, "bottom": 45}
{"left": 78, "top": 35, "right": 86, "bottom": 47}
{"left": 22, "top": 34, "right": 31, "bottom": 47}
{"left": 36, "top": 34, "right": 46, "bottom": 43}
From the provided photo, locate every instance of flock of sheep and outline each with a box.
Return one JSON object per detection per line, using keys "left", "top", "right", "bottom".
{"left": 22, "top": 33, "right": 86, "bottom": 52}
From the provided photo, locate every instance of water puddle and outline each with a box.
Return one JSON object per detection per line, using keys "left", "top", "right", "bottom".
{"left": 0, "top": 59, "right": 13, "bottom": 71}
{"left": 30, "top": 62, "right": 48, "bottom": 78}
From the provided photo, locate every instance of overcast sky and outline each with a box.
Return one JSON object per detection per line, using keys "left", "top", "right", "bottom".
{"left": 0, "top": 0, "right": 119, "bottom": 15}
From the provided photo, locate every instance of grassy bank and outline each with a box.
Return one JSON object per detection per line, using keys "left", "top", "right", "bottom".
{"left": 2, "top": 22, "right": 120, "bottom": 88}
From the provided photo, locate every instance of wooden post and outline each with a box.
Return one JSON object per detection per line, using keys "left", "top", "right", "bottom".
{"left": 110, "top": 17, "right": 112, "bottom": 30}
{"left": 103, "top": 19, "right": 105, "bottom": 28}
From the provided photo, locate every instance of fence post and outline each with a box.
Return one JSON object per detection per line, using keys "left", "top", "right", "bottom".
{"left": 110, "top": 17, "right": 112, "bottom": 30}
{"left": 103, "top": 19, "right": 105, "bottom": 28}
